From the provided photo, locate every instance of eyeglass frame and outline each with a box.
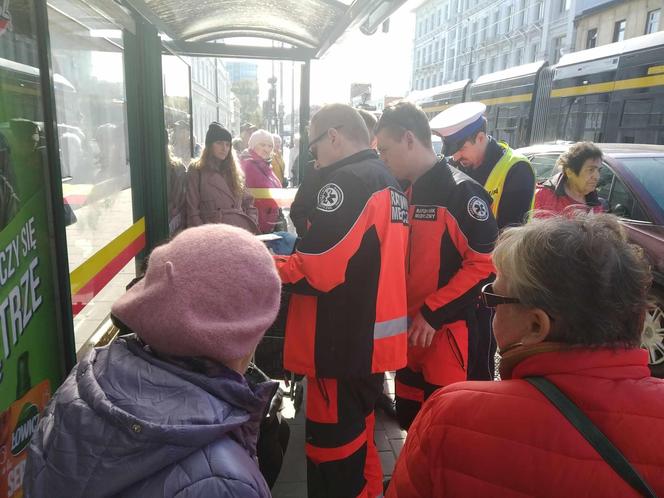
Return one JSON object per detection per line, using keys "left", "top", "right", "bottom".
{"left": 308, "top": 125, "right": 343, "bottom": 159}
{"left": 480, "top": 282, "right": 520, "bottom": 308}
{"left": 481, "top": 282, "right": 556, "bottom": 321}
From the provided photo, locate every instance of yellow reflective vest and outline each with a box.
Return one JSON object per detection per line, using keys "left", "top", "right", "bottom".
{"left": 483, "top": 141, "right": 535, "bottom": 220}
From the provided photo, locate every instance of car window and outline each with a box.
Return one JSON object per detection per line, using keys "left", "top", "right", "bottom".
{"left": 608, "top": 177, "right": 648, "bottom": 221}
{"left": 529, "top": 154, "right": 560, "bottom": 182}
{"left": 596, "top": 163, "right": 614, "bottom": 201}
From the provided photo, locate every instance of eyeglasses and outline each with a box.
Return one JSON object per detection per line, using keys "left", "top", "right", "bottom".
{"left": 480, "top": 283, "right": 520, "bottom": 308}
{"left": 309, "top": 125, "right": 343, "bottom": 160}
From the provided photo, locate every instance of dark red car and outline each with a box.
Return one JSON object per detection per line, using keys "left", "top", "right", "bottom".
{"left": 518, "top": 143, "right": 664, "bottom": 376}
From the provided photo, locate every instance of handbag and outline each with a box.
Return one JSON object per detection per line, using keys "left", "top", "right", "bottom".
{"left": 525, "top": 376, "right": 657, "bottom": 498}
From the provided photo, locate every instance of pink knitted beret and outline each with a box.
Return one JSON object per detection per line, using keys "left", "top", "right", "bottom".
{"left": 111, "top": 224, "right": 281, "bottom": 364}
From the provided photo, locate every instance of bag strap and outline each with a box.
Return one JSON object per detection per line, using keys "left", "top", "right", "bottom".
{"left": 525, "top": 376, "right": 657, "bottom": 498}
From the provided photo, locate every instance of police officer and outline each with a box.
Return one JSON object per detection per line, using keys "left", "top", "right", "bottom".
{"left": 275, "top": 104, "right": 409, "bottom": 498}
{"left": 431, "top": 103, "right": 535, "bottom": 381}
{"left": 431, "top": 102, "right": 536, "bottom": 229}
{"left": 375, "top": 101, "right": 498, "bottom": 430}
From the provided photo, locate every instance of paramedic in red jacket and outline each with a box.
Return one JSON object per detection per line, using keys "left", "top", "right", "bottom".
{"left": 388, "top": 213, "right": 664, "bottom": 498}
{"left": 375, "top": 102, "right": 498, "bottom": 430}
{"left": 275, "top": 104, "right": 409, "bottom": 498}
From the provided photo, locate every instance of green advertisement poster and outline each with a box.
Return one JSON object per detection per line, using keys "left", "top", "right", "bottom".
{"left": 0, "top": 0, "right": 67, "bottom": 495}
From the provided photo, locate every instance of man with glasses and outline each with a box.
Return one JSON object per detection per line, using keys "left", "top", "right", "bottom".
{"left": 290, "top": 109, "right": 378, "bottom": 237}
{"left": 375, "top": 101, "right": 498, "bottom": 431}
{"left": 275, "top": 104, "right": 409, "bottom": 498}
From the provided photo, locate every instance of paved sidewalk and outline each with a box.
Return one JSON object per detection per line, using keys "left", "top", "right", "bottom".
{"left": 272, "top": 372, "right": 406, "bottom": 498}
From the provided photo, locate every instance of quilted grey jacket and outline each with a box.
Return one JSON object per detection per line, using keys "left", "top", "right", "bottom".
{"left": 24, "top": 336, "right": 275, "bottom": 498}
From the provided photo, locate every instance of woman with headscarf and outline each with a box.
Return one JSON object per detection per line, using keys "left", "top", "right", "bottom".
{"left": 186, "top": 122, "right": 258, "bottom": 233}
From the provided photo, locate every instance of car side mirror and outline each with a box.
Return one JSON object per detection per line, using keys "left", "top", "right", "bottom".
{"left": 612, "top": 203, "right": 630, "bottom": 217}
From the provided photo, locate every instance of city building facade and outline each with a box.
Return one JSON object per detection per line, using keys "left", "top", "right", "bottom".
{"left": 188, "top": 57, "right": 233, "bottom": 150}
{"left": 575, "top": 0, "right": 662, "bottom": 50}
{"left": 411, "top": 0, "right": 576, "bottom": 91}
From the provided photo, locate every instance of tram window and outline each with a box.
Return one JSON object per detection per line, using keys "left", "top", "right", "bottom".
{"left": 621, "top": 99, "right": 653, "bottom": 128}
{"left": 618, "top": 128, "right": 656, "bottom": 144}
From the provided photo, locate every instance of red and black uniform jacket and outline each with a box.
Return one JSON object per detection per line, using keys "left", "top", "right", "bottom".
{"left": 406, "top": 160, "right": 497, "bottom": 385}
{"left": 276, "top": 149, "right": 409, "bottom": 379}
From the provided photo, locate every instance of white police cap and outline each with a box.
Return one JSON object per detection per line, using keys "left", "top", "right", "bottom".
{"left": 430, "top": 102, "right": 487, "bottom": 155}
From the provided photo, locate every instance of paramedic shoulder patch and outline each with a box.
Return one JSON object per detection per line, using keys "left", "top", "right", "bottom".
{"left": 390, "top": 189, "right": 409, "bottom": 224}
{"left": 413, "top": 206, "right": 437, "bottom": 221}
{"left": 317, "top": 183, "right": 344, "bottom": 212}
{"left": 467, "top": 196, "right": 490, "bottom": 221}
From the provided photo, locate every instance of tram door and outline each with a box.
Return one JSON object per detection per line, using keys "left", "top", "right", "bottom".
{"left": 0, "top": 0, "right": 70, "bottom": 495}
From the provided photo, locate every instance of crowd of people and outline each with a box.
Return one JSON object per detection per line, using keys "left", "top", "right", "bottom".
{"left": 166, "top": 120, "right": 291, "bottom": 237}
{"left": 22, "top": 101, "right": 664, "bottom": 498}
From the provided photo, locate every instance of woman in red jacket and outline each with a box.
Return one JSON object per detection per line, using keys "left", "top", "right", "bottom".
{"left": 241, "top": 129, "right": 282, "bottom": 233}
{"left": 388, "top": 213, "right": 664, "bottom": 498}
{"left": 534, "top": 142, "right": 606, "bottom": 216}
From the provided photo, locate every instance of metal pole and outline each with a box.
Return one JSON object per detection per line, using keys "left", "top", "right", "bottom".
{"left": 279, "top": 44, "right": 284, "bottom": 136}
{"left": 298, "top": 60, "right": 310, "bottom": 185}
{"left": 290, "top": 60, "right": 295, "bottom": 146}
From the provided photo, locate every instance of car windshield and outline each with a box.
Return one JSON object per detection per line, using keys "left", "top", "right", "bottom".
{"left": 620, "top": 157, "right": 664, "bottom": 215}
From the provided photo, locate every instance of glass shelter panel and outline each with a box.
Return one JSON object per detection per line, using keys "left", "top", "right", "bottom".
{"left": 163, "top": 54, "right": 191, "bottom": 235}
{"left": 47, "top": 0, "right": 137, "bottom": 351}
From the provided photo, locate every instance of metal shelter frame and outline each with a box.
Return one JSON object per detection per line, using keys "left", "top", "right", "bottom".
{"left": 117, "top": 0, "right": 406, "bottom": 194}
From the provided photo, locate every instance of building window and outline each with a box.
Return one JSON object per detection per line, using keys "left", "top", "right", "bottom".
{"left": 586, "top": 28, "right": 598, "bottom": 48}
{"left": 646, "top": 9, "right": 660, "bottom": 34}
{"left": 515, "top": 46, "right": 523, "bottom": 65}
{"left": 530, "top": 42, "right": 538, "bottom": 62}
{"left": 501, "top": 52, "right": 509, "bottom": 70}
{"left": 552, "top": 35, "right": 564, "bottom": 64}
{"left": 559, "top": 0, "right": 570, "bottom": 13}
{"left": 504, "top": 5, "right": 512, "bottom": 33}
{"left": 516, "top": 0, "right": 525, "bottom": 27}
{"left": 613, "top": 20, "right": 626, "bottom": 42}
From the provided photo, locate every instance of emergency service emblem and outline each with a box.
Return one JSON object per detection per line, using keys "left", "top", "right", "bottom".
{"left": 317, "top": 183, "right": 344, "bottom": 212}
{"left": 467, "top": 196, "right": 489, "bottom": 221}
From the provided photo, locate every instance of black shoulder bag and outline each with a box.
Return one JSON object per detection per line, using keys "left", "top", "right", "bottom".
{"left": 525, "top": 376, "right": 657, "bottom": 498}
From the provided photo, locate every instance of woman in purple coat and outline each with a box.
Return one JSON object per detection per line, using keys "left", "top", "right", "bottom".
{"left": 241, "top": 129, "right": 283, "bottom": 233}
{"left": 25, "top": 224, "right": 281, "bottom": 498}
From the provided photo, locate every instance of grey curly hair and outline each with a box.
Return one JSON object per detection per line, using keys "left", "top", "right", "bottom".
{"left": 493, "top": 213, "right": 652, "bottom": 347}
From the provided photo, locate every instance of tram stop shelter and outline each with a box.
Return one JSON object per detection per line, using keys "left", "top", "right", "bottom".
{"left": 113, "top": 0, "right": 407, "bottom": 260}
{"left": 0, "top": 0, "right": 408, "bottom": 494}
